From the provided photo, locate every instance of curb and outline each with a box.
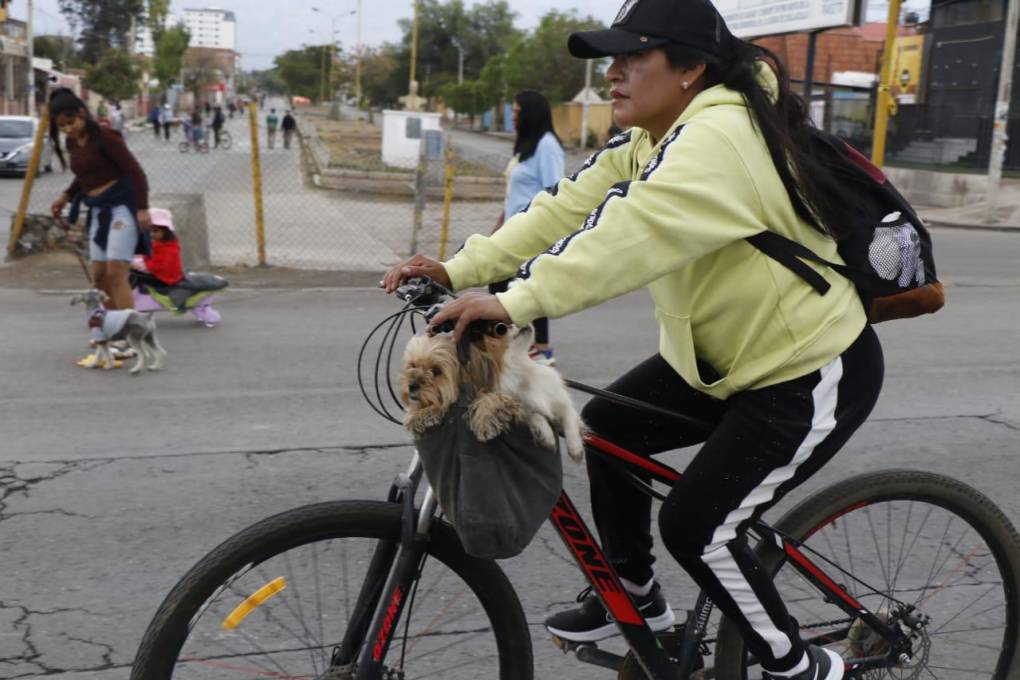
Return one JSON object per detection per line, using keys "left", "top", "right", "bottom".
{"left": 924, "top": 218, "right": 1020, "bottom": 233}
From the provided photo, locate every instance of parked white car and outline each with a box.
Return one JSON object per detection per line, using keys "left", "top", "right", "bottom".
{"left": 0, "top": 116, "right": 53, "bottom": 177}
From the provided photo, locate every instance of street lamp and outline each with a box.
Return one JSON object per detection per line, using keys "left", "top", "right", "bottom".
{"left": 312, "top": 6, "right": 356, "bottom": 104}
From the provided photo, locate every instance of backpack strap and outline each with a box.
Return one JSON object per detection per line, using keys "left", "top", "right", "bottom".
{"left": 745, "top": 231, "right": 837, "bottom": 295}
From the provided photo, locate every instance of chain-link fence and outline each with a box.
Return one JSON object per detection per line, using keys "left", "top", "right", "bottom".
{"left": 6, "top": 99, "right": 516, "bottom": 274}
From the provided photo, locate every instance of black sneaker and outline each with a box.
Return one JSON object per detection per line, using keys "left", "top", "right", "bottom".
{"left": 762, "top": 645, "right": 844, "bottom": 680}
{"left": 544, "top": 582, "right": 675, "bottom": 642}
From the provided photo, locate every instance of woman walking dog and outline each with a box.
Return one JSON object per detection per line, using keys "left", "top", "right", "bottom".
{"left": 383, "top": 0, "right": 883, "bottom": 677}
{"left": 48, "top": 88, "right": 152, "bottom": 364}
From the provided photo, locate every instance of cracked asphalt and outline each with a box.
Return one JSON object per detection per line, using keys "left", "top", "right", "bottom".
{"left": 1, "top": 227, "right": 1019, "bottom": 679}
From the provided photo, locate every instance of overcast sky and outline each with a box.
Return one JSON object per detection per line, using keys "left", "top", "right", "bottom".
{"left": 14, "top": 0, "right": 929, "bottom": 71}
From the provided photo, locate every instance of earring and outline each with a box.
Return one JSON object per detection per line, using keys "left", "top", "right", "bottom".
{"left": 682, "top": 81, "right": 689, "bottom": 90}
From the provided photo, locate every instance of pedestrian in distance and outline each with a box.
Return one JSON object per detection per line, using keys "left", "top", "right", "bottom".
{"left": 211, "top": 106, "right": 225, "bottom": 148}
{"left": 149, "top": 104, "right": 161, "bottom": 139}
{"left": 110, "top": 102, "right": 124, "bottom": 135}
{"left": 281, "top": 110, "right": 297, "bottom": 150}
{"left": 383, "top": 0, "right": 884, "bottom": 678}
{"left": 488, "top": 90, "right": 564, "bottom": 366}
{"left": 47, "top": 88, "right": 152, "bottom": 363}
{"left": 189, "top": 108, "right": 204, "bottom": 146}
{"left": 160, "top": 103, "right": 173, "bottom": 142}
{"left": 266, "top": 108, "right": 279, "bottom": 149}
{"left": 227, "top": 100, "right": 237, "bottom": 119}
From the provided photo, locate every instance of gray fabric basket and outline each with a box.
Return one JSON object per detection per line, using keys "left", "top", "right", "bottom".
{"left": 414, "top": 391, "right": 563, "bottom": 559}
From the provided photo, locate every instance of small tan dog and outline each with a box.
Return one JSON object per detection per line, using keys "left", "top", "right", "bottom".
{"left": 399, "top": 327, "right": 586, "bottom": 462}
{"left": 399, "top": 333, "right": 524, "bottom": 440}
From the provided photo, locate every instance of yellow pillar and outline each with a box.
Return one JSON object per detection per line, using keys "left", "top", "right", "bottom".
{"left": 870, "top": 0, "right": 902, "bottom": 168}
{"left": 248, "top": 101, "right": 267, "bottom": 266}
{"left": 7, "top": 108, "right": 49, "bottom": 258}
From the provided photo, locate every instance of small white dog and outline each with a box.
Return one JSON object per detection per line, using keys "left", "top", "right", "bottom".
{"left": 71, "top": 289, "right": 167, "bottom": 375}
{"left": 477, "top": 325, "right": 586, "bottom": 462}
{"left": 399, "top": 326, "right": 586, "bottom": 462}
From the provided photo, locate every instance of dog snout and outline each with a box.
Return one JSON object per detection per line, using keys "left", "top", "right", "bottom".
{"left": 408, "top": 382, "right": 421, "bottom": 398}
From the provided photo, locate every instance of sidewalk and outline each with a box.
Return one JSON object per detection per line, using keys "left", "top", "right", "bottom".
{"left": 918, "top": 185, "right": 1020, "bottom": 232}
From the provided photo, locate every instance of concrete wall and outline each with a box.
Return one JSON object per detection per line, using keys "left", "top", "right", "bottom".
{"left": 885, "top": 166, "right": 987, "bottom": 208}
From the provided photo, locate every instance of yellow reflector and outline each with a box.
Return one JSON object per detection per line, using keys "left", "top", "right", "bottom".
{"left": 221, "top": 577, "right": 287, "bottom": 630}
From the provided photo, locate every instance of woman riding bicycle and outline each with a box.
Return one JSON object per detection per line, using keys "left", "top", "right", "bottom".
{"left": 382, "top": 0, "right": 883, "bottom": 678}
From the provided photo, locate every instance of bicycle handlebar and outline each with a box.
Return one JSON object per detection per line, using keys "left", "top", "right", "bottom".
{"left": 395, "top": 277, "right": 508, "bottom": 338}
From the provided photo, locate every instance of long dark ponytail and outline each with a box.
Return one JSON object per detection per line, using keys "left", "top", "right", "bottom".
{"left": 48, "top": 88, "right": 101, "bottom": 170}
{"left": 513, "top": 90, "right": 562, "bottom": 163}
{"left": 665, "top": 39, "right": 847, "bottom": 239}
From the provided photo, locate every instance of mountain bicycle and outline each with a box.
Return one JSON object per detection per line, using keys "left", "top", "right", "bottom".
{"left": 130, "top": 277, "right": 1020, "bottom": 680}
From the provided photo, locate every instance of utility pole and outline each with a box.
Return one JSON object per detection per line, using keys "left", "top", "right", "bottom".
{"left": 26, "top": 0, "right": 34, "bottom": 115}
{"left": 451, "top": 38, "right": 465, "bottom": 84}
{"left": 355, "top": 0, "right": 363, "bottom": 106}
{"left": 320, "top": 42, "right": 326, "bottom": 102}
{"left": 579, "top": 59, "right": 592, "bottom": 149}
{"left": 409, "top": 0, "right": 419, "bottom": 91}
{"left": 984, "top": 0, "right": 1020, "bottom": 222}
{"left": 870, "top": 0, "right": 902, "bottom": 167}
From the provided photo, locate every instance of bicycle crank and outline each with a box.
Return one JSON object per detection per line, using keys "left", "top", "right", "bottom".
{"left": 318, "top": 664, "right": 405, "bottom": 680}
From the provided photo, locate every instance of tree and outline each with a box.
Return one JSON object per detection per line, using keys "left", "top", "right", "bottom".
{"left": 58, "top": 0, "right": 145, "bottom": 63}
{"left": 152, "top": 25, "right": 189, "bottom": 93}
{"left": 147, "top": 0, "right": 171, "bottom": 41}
{"left": 84, "top": 49, "right": 141, "bottom": 102}
{"left": 503, "top": 10, "right": 606, "bottom": 104}
{"left": 440, "top": 80, "right": 488, "bottom": 123}
{"left": 394, "top": 0, "right": 521, "bottom": 98}
{"left": 34, "top": 35, "right": 80, "bottom": 72}
{"left": 182, "top": 49, "right": 223, "bottom": 100}
{"left": 355, "top": 45, "right": 403, "bottom": 108}
{"left": 274, "top": 46, "right": 333, "bottom": 102}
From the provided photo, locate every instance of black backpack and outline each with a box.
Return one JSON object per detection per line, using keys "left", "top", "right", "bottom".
{"left": 746, "top": 129, "right": 944, "bottom": 323}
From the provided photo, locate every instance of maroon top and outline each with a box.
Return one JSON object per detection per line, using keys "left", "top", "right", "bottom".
{"left": 65, "top": 127, "right": 149, "bottom": 209}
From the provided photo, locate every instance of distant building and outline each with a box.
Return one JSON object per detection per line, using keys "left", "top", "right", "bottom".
{"left": 753, "top": 22, "right": 920, "bottom": 86}
{"left": 182, "top": 8, "right": 237, "bottom": 51}
{"left": 0, "top": 17, "right": 29, "bottom": 114}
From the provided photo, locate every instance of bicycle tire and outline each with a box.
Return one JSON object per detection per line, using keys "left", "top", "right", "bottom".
{"left": 220, "top": 131, "right": 232, "bottom": 150}
{"left": 130, "top": 500, "right": 533, "bottom": 680}
{"left": 713, "top": 469, "right": 1020, "bottom": 680}
{"left": 178, "top": 141, "right": 190, "bottom": 153}
{"left": 198, "top": 142, "right": 210, "bottom": 154}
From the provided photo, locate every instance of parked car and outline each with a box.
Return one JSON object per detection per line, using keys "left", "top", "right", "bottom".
{"left": 0, "top": 116, "right": 53, "bottom": 177}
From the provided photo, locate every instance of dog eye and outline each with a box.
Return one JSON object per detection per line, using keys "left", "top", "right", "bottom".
{"left": 431, "top": 367, "right": 442, "bottom": 376}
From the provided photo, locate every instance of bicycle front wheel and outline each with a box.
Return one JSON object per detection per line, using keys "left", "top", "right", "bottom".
{"left": 131, "top": 500, "right": 533, "bottom": 680}
{"left": 714, "top": 469, "right": 1020, "bottom": 680}
{"left": 220, "top": 131, "right": 232, "bottom": 150}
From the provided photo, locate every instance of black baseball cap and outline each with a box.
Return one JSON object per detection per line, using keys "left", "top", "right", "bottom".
{"left": 568, "top": 0, "right": 735, "bottom": 61}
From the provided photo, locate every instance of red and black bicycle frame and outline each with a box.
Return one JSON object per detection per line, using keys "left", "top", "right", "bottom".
{"left": 336, "top": 435, "right": 910, "bottom": 680}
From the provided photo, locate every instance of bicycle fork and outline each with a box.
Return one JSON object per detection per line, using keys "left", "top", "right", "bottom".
{"left": 330, "top": 454, "right": 434, "bottom": 680}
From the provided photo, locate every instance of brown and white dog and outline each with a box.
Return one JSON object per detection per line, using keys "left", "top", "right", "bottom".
{"left": 398, "top": 327, "right": 586, "bottom": 461}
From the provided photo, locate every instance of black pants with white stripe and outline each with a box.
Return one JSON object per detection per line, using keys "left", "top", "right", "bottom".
{"left": 582, "top": 326, "right": 883, "bottom": 672}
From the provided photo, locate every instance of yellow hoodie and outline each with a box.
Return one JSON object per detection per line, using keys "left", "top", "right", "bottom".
{"left": 443, "top": 68, "right": 867, "bottom": 400}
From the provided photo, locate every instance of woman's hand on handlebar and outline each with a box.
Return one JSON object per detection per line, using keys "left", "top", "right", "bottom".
{"left": 380, "top": 254, "right": 451, "bottom": 294}
{"left": 428, "top": 292, "right": 511, "bottom": 343}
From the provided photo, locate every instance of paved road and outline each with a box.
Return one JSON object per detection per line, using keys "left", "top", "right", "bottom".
{"left": 0, "top": 227, "right": 1018, "bottom": 678}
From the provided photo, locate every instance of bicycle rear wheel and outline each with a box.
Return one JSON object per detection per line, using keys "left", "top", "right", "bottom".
{"left": 714, "top": 469, "right": 1020, "bottom": 680}
{"left": 131, "top": 500, "right": 533, "bottom": 680}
